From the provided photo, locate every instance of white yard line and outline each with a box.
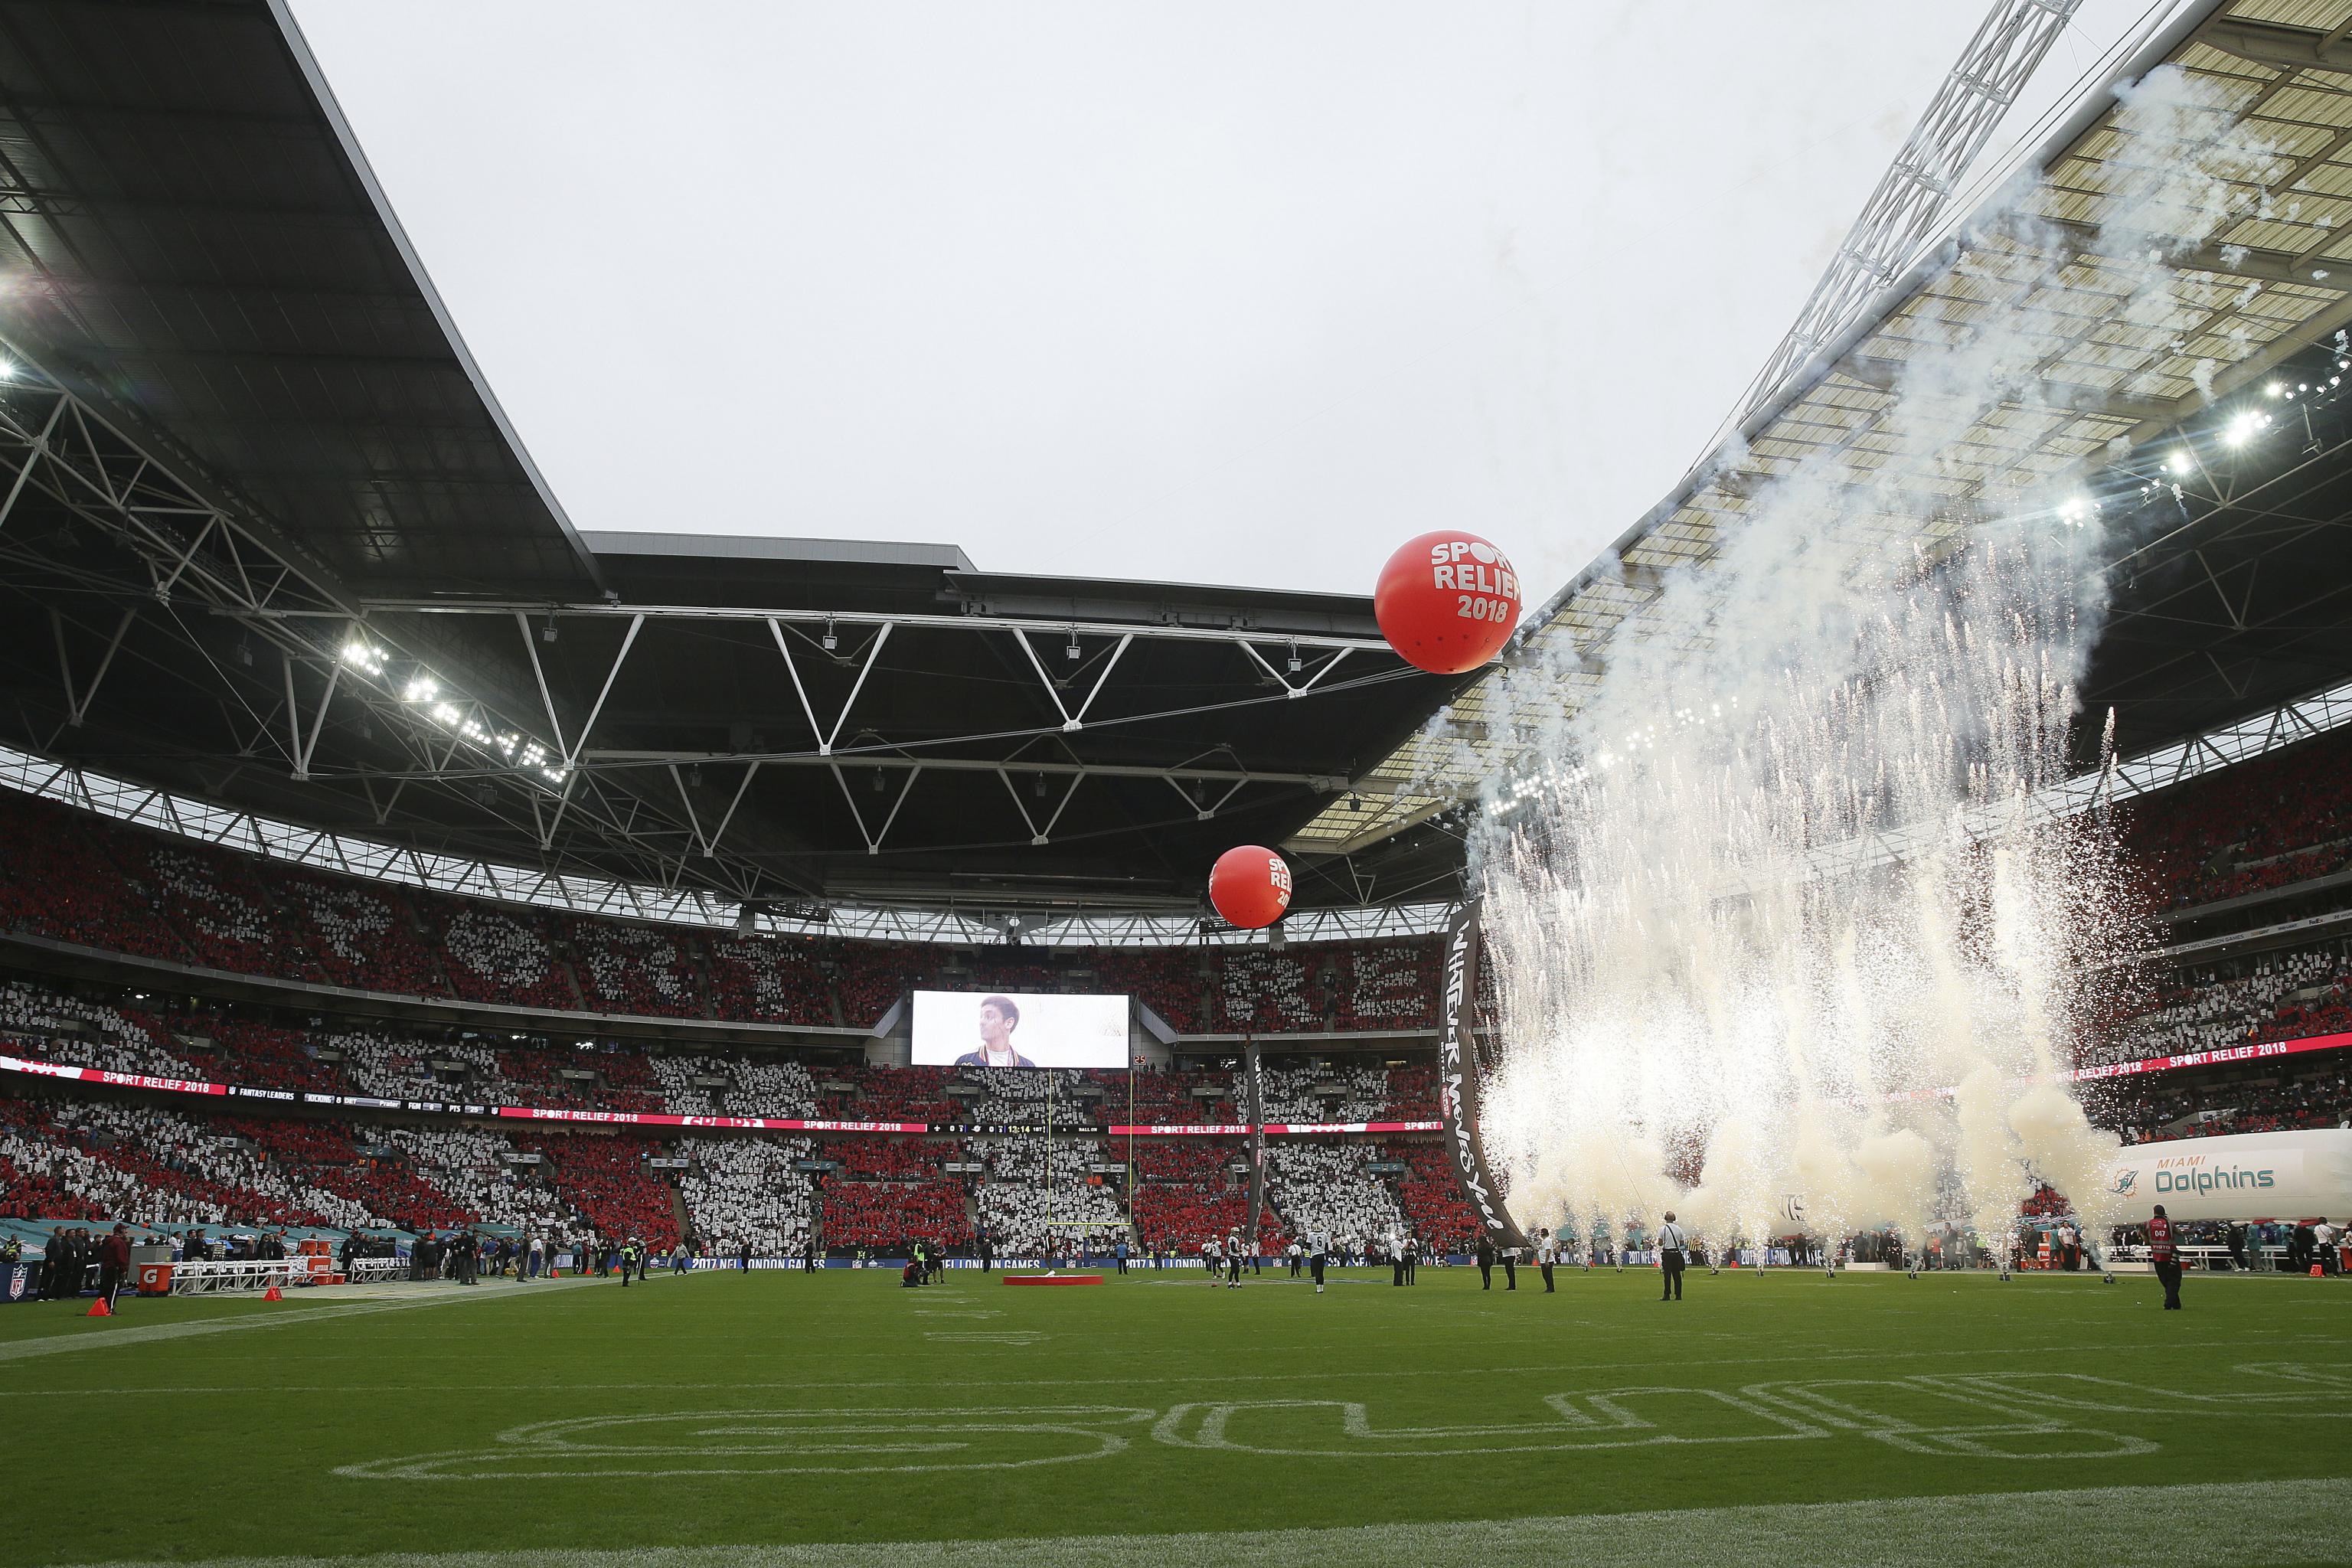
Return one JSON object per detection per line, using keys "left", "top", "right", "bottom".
{"left": 69, "top": 1478, "right": 2352, "bottom": 1568}
{"left": 0, "top": 1279, "right": 591, "bottom": 1363}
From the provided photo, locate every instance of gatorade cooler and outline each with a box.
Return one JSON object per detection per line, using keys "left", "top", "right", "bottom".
{"left": 133, "top": 1243, "right": 175, "bottom": 1297}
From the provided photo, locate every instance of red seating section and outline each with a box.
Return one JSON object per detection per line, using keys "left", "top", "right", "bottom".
{"left": 0, "top": 789, "right": 1444, "bottom": 1032}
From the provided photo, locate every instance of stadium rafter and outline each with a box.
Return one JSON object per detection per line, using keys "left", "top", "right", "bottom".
{"left": 0, "top": 332, "right": 728, "bottom": 896}
{"left": 1732, "top": 0, "right": 2089, "bottom": 432}
{"left": 0, "top": 0, "right": 1465, "bottom": 915}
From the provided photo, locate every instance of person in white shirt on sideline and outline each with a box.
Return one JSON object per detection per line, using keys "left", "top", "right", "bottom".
{"left": 1537, "top": 1228, "right": 1557, "bottom": 1292}
{"left": 1658, "top": 1211, "right": 1689, "bottom": 1302}
{"left": 1305, "top": 1226, "right": 1330, "bottom": 1293}
{"left": 1202, "top": 1234, "right": 1221, "bottom": 1287}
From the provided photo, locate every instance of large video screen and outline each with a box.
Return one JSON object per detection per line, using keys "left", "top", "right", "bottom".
{"left": 910, "top": 990, "right": 1131, "bottom": 1070}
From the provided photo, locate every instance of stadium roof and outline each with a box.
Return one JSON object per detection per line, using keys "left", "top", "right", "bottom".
{"left": 1301, "top": 0, "right": 2352, "bottom": 858}
{"left": 0, "top": 0, "right": 1468, "bottom": 917}
{"left": 10, "top": 0, "right": 2352, "bottom": 932}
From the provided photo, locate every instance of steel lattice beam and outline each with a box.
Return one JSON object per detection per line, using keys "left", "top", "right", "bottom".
{"left": 0, "top": 333, "right": 730, "bottom": 894}
{"left": 1733, "top": 0, "right": 2083, "bottom": 431}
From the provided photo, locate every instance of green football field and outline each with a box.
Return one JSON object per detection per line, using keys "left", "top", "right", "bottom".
{"left": 5, "top": 1264, "right": 2349, "bottom": 1567}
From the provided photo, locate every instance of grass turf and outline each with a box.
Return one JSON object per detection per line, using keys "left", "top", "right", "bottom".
{"left": 2, "top": 1264, "right": 2345, "bottom": 1565}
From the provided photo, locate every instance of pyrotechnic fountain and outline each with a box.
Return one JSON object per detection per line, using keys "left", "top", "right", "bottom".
{"left": 1470, "top": 67, "right": 2278, "bottom": 1267}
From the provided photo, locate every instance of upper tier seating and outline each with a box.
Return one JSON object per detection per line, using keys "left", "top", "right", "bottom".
{"left": 2116, "top": 726, "right": 2352, "bottom": 910}
{"left": 0, "top": 789, "right": 1447, "bottom": 1034}
{"left": 2087, "top": 939, "right": 2352, "bottom": 1067}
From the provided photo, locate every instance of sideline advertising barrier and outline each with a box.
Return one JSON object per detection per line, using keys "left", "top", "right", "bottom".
{"left": 0, "top": 1050, "right": 1442, "bottom": 1135}
{"left": 5, "top": 1037, "right": 2342, "bottom": 1140}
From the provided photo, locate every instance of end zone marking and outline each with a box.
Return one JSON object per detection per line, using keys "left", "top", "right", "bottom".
{"left": 338, "top": 1406, "right": 1154, "bottom": 1480}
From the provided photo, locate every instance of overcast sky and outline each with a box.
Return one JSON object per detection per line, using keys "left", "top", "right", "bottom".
{"left": 288, "top": 1, "right": 2171, "bottom": 599}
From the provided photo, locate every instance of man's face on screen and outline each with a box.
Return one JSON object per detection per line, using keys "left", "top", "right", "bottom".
{"left": 978, "top": 1003, "right": 1014, "bottom": 1048}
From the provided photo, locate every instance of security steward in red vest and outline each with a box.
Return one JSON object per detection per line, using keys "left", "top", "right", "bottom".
{"left": 2148, "top": 1204, "right": 2182, "bottom": 1311}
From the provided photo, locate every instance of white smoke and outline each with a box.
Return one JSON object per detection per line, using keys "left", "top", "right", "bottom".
{"left": 1471, "top": 66, "right": 2280, "bottom": 1261}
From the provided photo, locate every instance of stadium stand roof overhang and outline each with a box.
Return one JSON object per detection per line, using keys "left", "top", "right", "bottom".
{"left": 0, "top": 0, "right": 1474, "bottom": 920}
{"left": 1305, "top": 0, "right": 2352, "bottom": 866}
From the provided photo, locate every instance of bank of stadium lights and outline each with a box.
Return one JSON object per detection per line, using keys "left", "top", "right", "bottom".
{"left": 395, "top": 668, "right": 567, "bottom": 786}
{"left": 2220, "top": 410, "right": 2272, "bottom": 448}
{"left": 338, "top": 639, "right": 387, "bottom": 678}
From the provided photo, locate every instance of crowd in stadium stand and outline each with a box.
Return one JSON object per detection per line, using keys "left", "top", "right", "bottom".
{"left": 570, "top": 922, "right": 701, "bottom": 1017}
{"left": 284, "top": 867, "right": 443, "bottom": 994}
{"left": 438, "top": 907, "right": 578, "bottom": 1011}
{"left": 1389, "top": 1142, "right": 1481, "bottom": 1250}
{"left": 2102, "top": 1064, "right": 2352, "bottom": 1142}
{"left": 0, "top": 790, "right": 1445, "bottom": 1032}
{"left": 0, "top": 980, "right": 194, "bottom": 1079}
{"left": 819, "top": 1177, "right": 972, "bottom": 1250}
{"left": 3, "top": 1064, "right": 2346, "bottom": 1265}
{"left": 704, "top": 936, "right": 835, "bottom": 1025}
{"left": 386, "top": 1125, "right": 570, "bottom": 1234}
{"left": 2118, "top": 724, "right": 2352, "bottom": 910}
{"left": 1263, "top": 1142, "right": 1405, "bottom": 1242}
{"left": 822, "top": 1137, "right": 945, "bottom": 1180}
{"left": 2087, "top": 939, "right": 2352, "bottom": 1067}
{"left": 678, "top": 1135, "right": 815, "bottom": 1256}
{"left": 8, "top": 730, "right": 2352, "bottom": 1274}
{"left": 24, "top": 1099, "right": 350, "bottom": 1230}
{"left": 503, "top": 1132, "right": 681, "bottom": 1248}
{"left": 1129, "top": 1179, "right": 1268, "bottom": 1255}
{"left": 1256, "top": 1063, "right": 1388, "bottom": 1121}
{"left": 0, "top": 973, "right": 1448, "bottom": 1131}
{"left": 975, "top": 1133, "right": 1124, "bottom": 1255}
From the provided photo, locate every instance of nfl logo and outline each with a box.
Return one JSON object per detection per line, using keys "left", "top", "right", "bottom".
{"left": 5, "top": 1267, "right": 24, "bottom": 1303}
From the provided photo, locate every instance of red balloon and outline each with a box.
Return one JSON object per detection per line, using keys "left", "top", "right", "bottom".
{"left": 1210, "top": 844, "right": 1292, "bottom": 929}
{"left": 1374, "top": 531, "right": 1522, "bottom": 675}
